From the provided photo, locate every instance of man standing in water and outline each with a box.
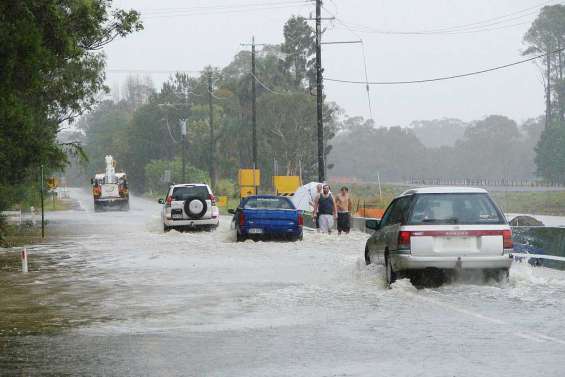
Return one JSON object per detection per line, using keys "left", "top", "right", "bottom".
{"left": 335, "top": 186, "right": 352, "bottom": 235}
{"left": 313, "top": 184, "right": 337, "bottom": 234}
{"left": 309, "top": 183, "right": 323, "bottom": 232}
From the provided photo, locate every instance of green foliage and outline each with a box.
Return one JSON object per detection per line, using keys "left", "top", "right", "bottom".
{"left": 0, "top": 1, "right": 141, "bottom": 212}
{"left": 535, "top": 121, "right": 565, "bottom": 183}
{"left": 215, "top": 179, "right": 236, "bottom": 198}
{"left": 144, "top": 159, "right": 210, "bottom": 195}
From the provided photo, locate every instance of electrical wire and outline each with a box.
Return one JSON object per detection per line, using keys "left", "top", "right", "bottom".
{"left": 324, "top": 47, "right": 565, "bottom": 85}
{"left": 250, "top": 72, "right": 292, "bottom": 95}
{"left": 322, "top": 5, "right": 373, "bottom": 118}
{"left": 325, "top": 1, "right": 557, "bottom": 36}
{"left": 140, "top": 0, "right": 308, "bottom": 14}
{"left": 141, "top": 1, "right": 310, "bottom": 19}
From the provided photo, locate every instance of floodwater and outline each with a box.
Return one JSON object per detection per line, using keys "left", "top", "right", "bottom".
{"left": 1, "top": 189, "right": 565, "bottom": 376}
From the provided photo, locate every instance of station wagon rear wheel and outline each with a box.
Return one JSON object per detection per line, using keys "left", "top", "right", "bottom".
{"left": 385, "top": 251, "right": 397, "bottom": 288}
{"left": 364, "top": 246, "right": 371, "bottom": 266}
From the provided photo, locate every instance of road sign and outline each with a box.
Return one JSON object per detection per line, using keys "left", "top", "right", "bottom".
{"left": 240, "top": 186, "right": 256, "bottom": 198}
{"left": 217, "top": 196, "right": 228, "bottom": 207}
{"left": 273, "top": 176, "right": 301, "bottom": 196}
{"left": 238, "top": 169, "right": 260, "bottom": 187}
{"left": 47, "top": 177, "right": 59, "bottom": 190}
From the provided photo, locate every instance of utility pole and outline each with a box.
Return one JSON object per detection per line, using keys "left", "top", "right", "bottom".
{"left": 315, "top": 0, "right": 325, "bottom": 183}
{"left": 241, "top": 37, "right": 265, "bottom": 192}
{"left": 40, "top": 165, "right": 45, "bottom": 238}
{"left": 180, "top": 119, "right": 187, "bottom": 182}
{"left": 251, "top": 36, "right": 258, "bottom": 178}
{"left": 546, "top": 46, "right": 552, "bottom": 128}
{"left": 208, "top": 71, "right": 216, "bottom": 188}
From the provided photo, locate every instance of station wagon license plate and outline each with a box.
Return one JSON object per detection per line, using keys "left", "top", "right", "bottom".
{"left": 248, "top": 228, "right": 263, "bottom": 234}
{"left": 172, "top": 213, "right": 184, "bottom": 220}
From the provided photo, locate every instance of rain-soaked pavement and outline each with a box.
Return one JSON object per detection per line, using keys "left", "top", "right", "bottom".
{"left": 1, "top": 189, "right": 565, "bottom": 376}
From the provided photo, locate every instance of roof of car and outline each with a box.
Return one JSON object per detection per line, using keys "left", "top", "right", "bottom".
{"left": 171, "top": 183, "right": 208, "bottom": 187}
{"left": 244, "top": 195, "right": 290, "bottom": 199}
{"left": 399, "top": 186, "right": 488, "bottom": 196}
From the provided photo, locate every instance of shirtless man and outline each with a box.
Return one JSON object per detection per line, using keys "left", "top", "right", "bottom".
{"left": 335, "top": 186, "right": 352, "bottom": 235}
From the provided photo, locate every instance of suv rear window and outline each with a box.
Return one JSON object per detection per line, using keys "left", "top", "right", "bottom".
{"left": 243, "top": 197, "right": 294, "bottom": 210}
{"left": 172, "top": 186, "right": 209, "bottom": 201}
{"left": 408, "top": 193, "right": 505, "bottom": 225}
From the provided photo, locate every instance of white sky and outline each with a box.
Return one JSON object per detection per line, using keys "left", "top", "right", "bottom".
{"left": 105, "top": 0, "right": 551, "bottom": 126}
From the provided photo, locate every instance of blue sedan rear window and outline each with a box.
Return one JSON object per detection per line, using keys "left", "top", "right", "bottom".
{"left": 244, "top": 197, "right": 294, "bottom": 210}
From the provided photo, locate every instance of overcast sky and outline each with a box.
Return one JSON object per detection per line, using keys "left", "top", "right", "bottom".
{"left": 105, "top": 0, "right": 552, "bottom": 126}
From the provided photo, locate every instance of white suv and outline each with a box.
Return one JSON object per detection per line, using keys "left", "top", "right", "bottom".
{"left": 364, "top": 187, "right": 513, "bottom": 287}
{"left": 159, "top": 184, "right": 219, "bottom": 232}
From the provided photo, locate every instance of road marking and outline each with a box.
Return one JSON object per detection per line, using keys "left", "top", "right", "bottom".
{"left": 512, "top": 252, "right": 565, "bottom": 263}
{"left": 402, "top": 290, "right": 565, "bottom": 346}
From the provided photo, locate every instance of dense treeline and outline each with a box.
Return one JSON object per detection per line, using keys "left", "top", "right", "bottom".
{"left": 329, "top": 115, "right": 543, "bottom": 182}
{"left": 80, "top": 17, "right": 340, "bottom": 195}
{"left": 0, "top": 1, "right": 141, "bottom": 221}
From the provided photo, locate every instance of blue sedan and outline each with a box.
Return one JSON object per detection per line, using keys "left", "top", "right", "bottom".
{"left": 229, "top": 195, "right": 304, "bottom": 242}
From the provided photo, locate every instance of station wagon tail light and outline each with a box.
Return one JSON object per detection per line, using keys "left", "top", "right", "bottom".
{"left": 165, "top": 195, "right": 172, "bottom": 205}
{"left": 239, "top": 213, "right": 245, "bottom": 226}
{"left": 503, "top": 229, "right": 513, "bottom": 249}
{"left": 208, "top": 194, "right": 216, "bottom": 205}
{"left": 298, "top": 213, "right": 304, "bottom": 226}
{"left": 398, "top": 231, "right": 411, "bottom": 250}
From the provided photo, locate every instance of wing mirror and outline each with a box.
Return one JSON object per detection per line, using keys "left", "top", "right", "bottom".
{"left": 227, "top": 209, "right": 236, "bottom": 215}
{"left": 158, "top": 198, "right": 165, "bottom": 204}
{"left": 90, "top": 178, "right": 94, "bottom": 185}
{"left": 365, "top": 219, "right": 380, "bottom": 231}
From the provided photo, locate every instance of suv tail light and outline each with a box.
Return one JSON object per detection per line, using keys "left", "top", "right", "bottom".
{"left": 93, "top": 186, "right": 101, "bottom": 198}
{"left": 398, "top": 231, "right": 411, "bottom": 250}
{"left": 208, "top": 194, "right": 216, "bottom": 206}
{"left": 165, "top": 195, "right": 172, "bottom": 205}
{"left": 503, "top": 229, "right": 513, "bottom": 249}
{"left": 298, "top": 213, "right": 304, "bottom": 226}
{"left": 239, "top": 213, "right": 245, "bottom": 226}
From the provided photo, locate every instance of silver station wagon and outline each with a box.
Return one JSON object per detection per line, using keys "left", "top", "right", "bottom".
{"left": 364, "top": 187, "right": 513, "bottom": 287}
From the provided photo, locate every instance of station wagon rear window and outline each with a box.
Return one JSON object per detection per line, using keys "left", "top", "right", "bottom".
{"left": 408, "top": 193, "right": 505, "bottom": 225}
{"left": 244, "top": 197, "right": 294, "bottom": 210}
{"left": 172, "top": 186, "right": 209, "bottom": 201}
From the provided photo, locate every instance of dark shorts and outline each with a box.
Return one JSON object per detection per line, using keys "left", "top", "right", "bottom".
{"left": 337, "top": 212, "right": 351, "bottom": 232}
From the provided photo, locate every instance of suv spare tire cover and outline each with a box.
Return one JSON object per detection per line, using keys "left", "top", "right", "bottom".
{"left": 184, "top": 197, "right": 207, "bottom": 219}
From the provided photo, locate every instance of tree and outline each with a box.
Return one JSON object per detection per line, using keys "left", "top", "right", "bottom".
{"left": 0, "top": 1, "right": 142, "bottom": 214}
{"left": 535, "top": 121, "right": 565, "bottom": 183}
{"left": 281, "top": 16, "right": 316, "bottom": 88}
{"left": 524, "top": 5, "right": 565, "bottom": 124}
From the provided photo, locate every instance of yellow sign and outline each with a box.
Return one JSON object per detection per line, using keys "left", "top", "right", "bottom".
{"left": 47, "top": 177, "right": 59, "bottom": 190}
{"left": 240, "top": 186, "right": 256, "bottom": 198}
{"left": 273, "top": 176, "right": 301, "bottom": 195}
{"left": 238, "top": 169, "right": 260, "bottom": 187}
{"left": 217, "top": 196, "right": 228, "bottom": 207}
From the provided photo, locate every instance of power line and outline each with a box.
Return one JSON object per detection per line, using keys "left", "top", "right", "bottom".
{"left": 326, "top": 1, "right": 556, "bottom": 36}
{"left": 140, "top": 0, "right": 308, "bottom": 14}
{"left": 325, "top": 48, "right": 565, "bottom": 85}
{"left": 107, "top": 68, "right": 203, "bottom": 74}
{"left": 322, "top": 5, "right": 373, "bottom": 118}
{"left": 141, "top": 1, "right": 310, "bottom": 19}
{"left": 249, "top": 72, "right": 291, "bottom": 95}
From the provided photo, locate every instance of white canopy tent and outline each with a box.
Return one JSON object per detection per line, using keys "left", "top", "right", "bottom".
{"left": 291, "top": 182, "right": 321, "bottom": 212}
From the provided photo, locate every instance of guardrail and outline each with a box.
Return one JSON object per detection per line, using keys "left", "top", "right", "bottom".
{"left": 1, "top": 210, "right": 22, "bottom": 225}
{"left": 1, "top": 208, "right": 37, "bottom": 226}
{"left": 408, "top": 177, "right": 564, "bottom": 188}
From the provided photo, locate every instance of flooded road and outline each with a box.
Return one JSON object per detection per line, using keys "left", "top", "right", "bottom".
{"left": 1, "top": 189, "right": 565, "bottom": 376}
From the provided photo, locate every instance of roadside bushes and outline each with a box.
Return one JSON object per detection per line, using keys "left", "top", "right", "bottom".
{"left": 144, "top": 159, "right": 209, "bottom": 195}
